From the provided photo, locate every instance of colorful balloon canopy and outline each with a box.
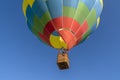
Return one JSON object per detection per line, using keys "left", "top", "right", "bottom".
{"left": 22, "top": 0, "right": 103, "bottom": 50}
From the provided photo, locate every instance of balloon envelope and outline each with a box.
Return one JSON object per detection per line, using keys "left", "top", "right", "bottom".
{"left": 22, "top": 0, "right": 103, "bottom": 50}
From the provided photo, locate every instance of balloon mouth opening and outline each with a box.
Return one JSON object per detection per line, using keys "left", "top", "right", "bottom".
{"left": 57, "top": 28, "right": 77, "bottom": 50}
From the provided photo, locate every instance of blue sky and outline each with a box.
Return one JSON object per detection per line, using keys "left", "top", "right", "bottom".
{"left": 0, "top": 0, "right": 120, "bottom": 80}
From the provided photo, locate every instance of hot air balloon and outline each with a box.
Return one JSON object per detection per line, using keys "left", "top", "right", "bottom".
{"left": 22, "top": 0, "right": 103, "bottom": 70}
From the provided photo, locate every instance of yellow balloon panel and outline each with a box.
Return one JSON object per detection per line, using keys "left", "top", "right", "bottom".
{"left": 100, "top": 0, "right": 104, "bottom": 7}
{"left": 22, "top": 0, "right": 35, "bottom": 16}
{"left": 96, "top": 17, "right": 100, "bottom": 28}
{"left": 50, "top": 35, "right": 67, "bottom": 49}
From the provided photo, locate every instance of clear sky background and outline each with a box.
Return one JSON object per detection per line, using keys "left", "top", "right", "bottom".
{"left": 0, "top": 0, "right": 120, "bottom": 80}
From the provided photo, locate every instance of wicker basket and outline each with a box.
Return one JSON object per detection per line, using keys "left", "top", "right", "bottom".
{"left": 57, "top": 53, "right": 69, "bottom": 70}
